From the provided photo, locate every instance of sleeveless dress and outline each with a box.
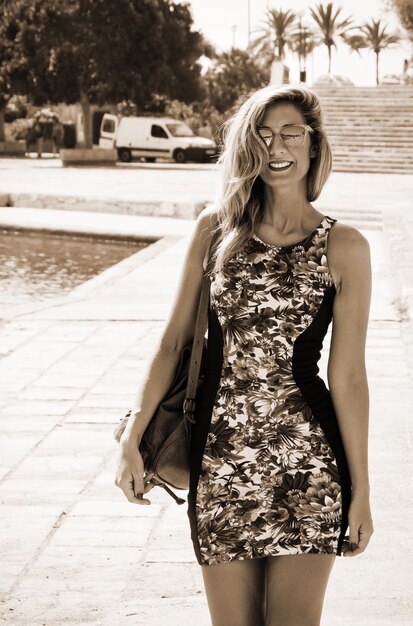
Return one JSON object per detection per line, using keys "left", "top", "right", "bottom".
{"left": 187, "top": 215, "right": 352, "bottom": 567}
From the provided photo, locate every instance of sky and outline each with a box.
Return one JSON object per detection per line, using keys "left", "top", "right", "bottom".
{"left": 176, "top": 0, "right": 412, "bottom": 86}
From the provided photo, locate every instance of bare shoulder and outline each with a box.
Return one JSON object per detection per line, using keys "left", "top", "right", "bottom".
{"left": 327, "top": 221, "right": 371, "bottom": 290}
{"left": 195, "top": 204, "right": 220, "bottom": 268}
{"left": 328, "top": 222, "right": 370, "bottom": 262}
{"left": 195, "top": 204, "right": 220, "bottom": 237}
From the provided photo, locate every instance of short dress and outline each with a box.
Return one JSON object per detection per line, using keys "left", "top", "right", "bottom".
{"left": 187, "top": 215, "right": 352, "bottom": 566}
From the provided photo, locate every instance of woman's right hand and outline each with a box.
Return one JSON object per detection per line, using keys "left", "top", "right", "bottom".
{"left": 114, "top": 439, "right": 154, "bottom": 505}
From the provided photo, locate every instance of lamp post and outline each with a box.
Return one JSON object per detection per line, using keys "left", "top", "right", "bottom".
{"left": 247, "top": 0, "right": 251, "bottom": 48}
{"left": 298, "top": 14, "right": 303, "bottom": 81}
{"left": 231, "top": 24, "right": 238, "bottom": 49}
{"left": 297, "top": 10, "right": 307, "bottom": 83}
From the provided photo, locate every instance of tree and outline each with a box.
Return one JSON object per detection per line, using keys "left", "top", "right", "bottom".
{"left": 0, "top": 1, "right": 29, "bottom": 142}
{"left": 6, "top": 0, "right": 206, "bottom": 148}
{"left": 289, "top": 22, "right": 320, "bottom": 81}
{"left": 202, "top": 48, "right": 268, "bottom": 114}
{"left": 147, "top": 0, "right": 206, "bottom": 103}
{"left": 343, "top": 19, "right": 400, "bottom": 84}
{"left": 390, "top": 0, "right": 413, "bottom": 42}
{"left": 250, "top": 8, "right": 297, "bottom": 64}
{"left": 309, "top": 2, "right": 354, "bottom": 73}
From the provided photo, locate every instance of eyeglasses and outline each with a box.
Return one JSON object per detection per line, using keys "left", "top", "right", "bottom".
{"left": 257, "top": 124, "right": 314, "bottom": 148}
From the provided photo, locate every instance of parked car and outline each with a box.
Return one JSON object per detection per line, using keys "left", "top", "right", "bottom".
{"left": 99, "top": 114, "right": 218, "bottom": 163}
{"left": 313, "top": 74, "right": 354, "bottom": 86}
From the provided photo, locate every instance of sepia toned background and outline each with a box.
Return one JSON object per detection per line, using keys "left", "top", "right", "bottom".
{"left": 0, "top": 0, "right": 412, "bottom": 624}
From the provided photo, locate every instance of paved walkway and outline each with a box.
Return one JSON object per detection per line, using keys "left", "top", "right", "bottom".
{"left": 0, "top": 162, "right": 412, "bottom": 625}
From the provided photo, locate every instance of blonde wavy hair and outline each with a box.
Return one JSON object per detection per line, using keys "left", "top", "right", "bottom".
{"left": 208, "top": 84, "right": 332, "bottom": 275}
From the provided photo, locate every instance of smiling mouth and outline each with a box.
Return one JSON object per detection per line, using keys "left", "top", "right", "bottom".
{"left": 268, "top": 161, "right": 293, "bottom": 171}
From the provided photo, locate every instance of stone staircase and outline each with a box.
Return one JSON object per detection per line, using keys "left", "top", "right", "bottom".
{"left": 313, "top": 86, "right": 413, "bottom": 174}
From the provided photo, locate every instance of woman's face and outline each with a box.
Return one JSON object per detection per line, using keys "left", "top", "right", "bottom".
{"left": 257, "top": 102, "right": 315, "bottom": 190}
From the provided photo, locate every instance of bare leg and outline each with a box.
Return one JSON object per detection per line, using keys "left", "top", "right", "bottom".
{"left": 265, "top": 553, "right": 336, "bottom": 626}
{"left": 201, "top": 557, "right": 266, "bottom": 626}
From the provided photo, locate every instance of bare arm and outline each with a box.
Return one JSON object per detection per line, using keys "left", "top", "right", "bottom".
{"left": 120, "top": 205, "right": 218, "bottom": 447}
{"left": 327, "top": 223, "right": 372, "bottom": 495}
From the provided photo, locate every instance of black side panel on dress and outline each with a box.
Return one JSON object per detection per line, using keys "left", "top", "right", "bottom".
{"left": 292, "top": 284, "right": 352, "bottom": 556}
{"left": 187, "top": 304, "right": 224, "bottom": 565}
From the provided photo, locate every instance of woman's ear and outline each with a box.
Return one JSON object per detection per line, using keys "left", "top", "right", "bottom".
{"left": 310, "top": 144, "right": 318, "bottom": 159}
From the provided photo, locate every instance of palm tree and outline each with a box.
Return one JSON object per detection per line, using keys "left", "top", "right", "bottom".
{"left": 289, "top": 22, "right": 320, "bottom": 82}
{"left": 343, "top": 19, "right": 400, "bottom": 85}
{"left": 309, "top": 2, "right": 354, "bottom": 73}
{"left": 249, "top": 8, "right": 296, "bottom": 64}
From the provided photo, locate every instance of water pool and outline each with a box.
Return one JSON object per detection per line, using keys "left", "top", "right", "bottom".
{"left": 0, "top": 228, "right": 150, "bottom": 311}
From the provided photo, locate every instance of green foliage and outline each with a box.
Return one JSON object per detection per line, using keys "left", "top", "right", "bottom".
{"left": 390, "top": 0, "right": 413, "bottom": 41}
{"left": 344, "top": 19, "right": 400, "bottom": 54}
{"left": 343, "top": 18, "right": 400, "bottom": 84}
{"left": 202, "top": 48, "right": 269, "bottom": 114}
{"left": 250, "top": 8, "right": 297, "bottom": 62}
{"left": 309, "top": 2, "right": 354, "bottom": 72}
{"left": 5, "top": 95, "right": 30, "bottom": 122}
{"left": 0, "top": 1, "right": 29, "bottom": 110}
{"left": 9, "top": 117, "right": 33, "bottom": 140}
{"left": 117, "top": 101, "right": 138, "bottom": 117}
{"left": 1, "top": 0, "right": 206, "bottom": 108}
{"left": 164, "top": 98, "right": 224, "bottom": 141}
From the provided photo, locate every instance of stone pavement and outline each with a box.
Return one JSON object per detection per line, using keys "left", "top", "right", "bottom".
{"left": 0, "top": 162, "right": 412, "bottom": 625}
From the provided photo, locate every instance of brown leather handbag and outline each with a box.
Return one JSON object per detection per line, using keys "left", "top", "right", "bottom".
{"left": 113, "top": 229, "right": 219, "bottom": 504}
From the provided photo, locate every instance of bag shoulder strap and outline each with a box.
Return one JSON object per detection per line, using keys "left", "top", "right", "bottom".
{"left": 183, "top": 226, "right": 220, "bottom": 420}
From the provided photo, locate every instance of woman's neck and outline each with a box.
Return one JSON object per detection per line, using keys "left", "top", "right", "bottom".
{"left": 261, "top": 184, "right": 315, "bottom": 233}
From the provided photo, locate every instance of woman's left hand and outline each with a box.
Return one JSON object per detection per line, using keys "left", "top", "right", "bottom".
{"left": 342, "top": 491, "right": 374, "bottom": 557}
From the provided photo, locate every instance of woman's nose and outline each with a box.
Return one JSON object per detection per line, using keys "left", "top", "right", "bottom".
{"left": 269, "top": 133, "right": 287, "bottom": 154}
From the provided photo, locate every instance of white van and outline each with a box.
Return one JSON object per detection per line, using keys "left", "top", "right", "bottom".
{"left": 99, "top": 114, "right": 218, "bottom": 164}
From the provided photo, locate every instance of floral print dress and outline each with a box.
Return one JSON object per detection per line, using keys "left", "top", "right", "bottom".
{"left": 187, "top": 215, "right": 352, "bottom": 567}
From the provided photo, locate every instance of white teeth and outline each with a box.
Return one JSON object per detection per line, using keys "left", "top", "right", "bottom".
{"left": 269, "top": 161, "right": 292, "bottom": 169}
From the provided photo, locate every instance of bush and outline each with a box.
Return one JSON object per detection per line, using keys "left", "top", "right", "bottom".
{"left": 117, "top": 100, "right": 137, "bottom": 117}
{"left": 5, "top": 95, "right": 30, "bottom": 122}
{"left": 9, "top": 118, "right": 34, "bottom": 140}
{"left": 162, "top": 98, "right": 227, "bottom": 146}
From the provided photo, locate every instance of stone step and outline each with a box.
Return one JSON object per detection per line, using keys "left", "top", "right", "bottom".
{"left": 327, "top": 128, "right": 412, "bottom": 133}
{"left": 315, "top": 87, "right": 413, "bottom": 94}
{"left": 317, "top": 97, "right": 413, "bottom": 104}
{"left": 330, "top": 147, "right": 413, "bottom": 156}
{"left": 320, "top": 100, "right": 413, "bottom": 105}
{"left": 332, "top": 150, "right": 412, "bottom": 159}
{"left": 318, "top": 97, "right": 413, "bottom": 102}
{"left": 316, "top": 90, "right": 413, "bottom": 95}
{"left": 326, "top": 109, "right": 413, "bottom": 114}
{"left": 325, "top": 131, "right": 412, "bottom": 138}
{"left": 333, "top": 163, "right": 412, "bottom": 176}
{"left": 324, "top": 113, "right": 413, "bottom": 118}
{"left": 324, "top": 112, "right": 413, "bottom": 116}
{"left": 332, "top": 157, "right": 413, "bottom": 167}
{"left": 327, "top": 140, "right": 413, "bottom": 148}
{"left": 313, "top": 86, "right": 413, "bottom": 173}
{"left": 322, "top": 104, "right": 413, "bottom": 108}
{"left": 332, "top": 151, "right": 412, "bottom": 160}
{"left": 324, "top": 119, "right": 413, "bottom": 125}
{"left": 332, "top": 154, "right": 411, "bottom": 164}
{"left": 317, "top": 98, "right": 413, "bottom": 102}
{"left": 332, "top": 164, "right": 412, "bottom": 174}
{"left": 327, "top": 133, "right": 412, "bottom": 141}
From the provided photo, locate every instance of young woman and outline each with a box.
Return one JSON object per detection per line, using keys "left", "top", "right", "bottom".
{"left": 114, "top": 85, "right": 374, "bottom": 626}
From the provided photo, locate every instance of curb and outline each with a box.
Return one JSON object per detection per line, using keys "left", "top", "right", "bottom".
{"left": 382, "top": 209, "right": 412, "bottom": 321}
{"left": 1, "top": 192, "right": 210, "bottom": 219}
{"left": 0, "top": 206, "right": 195, "bottom": 242}
{"left": 382, "top": 209, "right": 413, "bottom": 382}
{"left": 0, "top": 234, "right": 183, "bottom": 324}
